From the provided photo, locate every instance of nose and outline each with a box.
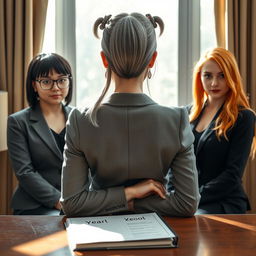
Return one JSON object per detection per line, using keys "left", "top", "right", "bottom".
{"left": 211, "top": 77, "right": 218, "bottom": 87}
{"left": 52, "top": 81, "right": 60, "bottom": 90}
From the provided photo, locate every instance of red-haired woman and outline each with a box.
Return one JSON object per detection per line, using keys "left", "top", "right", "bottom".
{"left": 189, "top": 47, "right": 256, "bottom": 214}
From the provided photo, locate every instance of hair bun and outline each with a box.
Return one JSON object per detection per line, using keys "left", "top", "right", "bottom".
{"left": 99, "top": 15, "right": 112, "bottom": 30}
{"left": 146, "top": 14, "right": 157, "bottom": 28}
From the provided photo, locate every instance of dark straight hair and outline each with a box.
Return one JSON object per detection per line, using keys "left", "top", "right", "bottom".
{"left": 26, "top": 53, "right": 73, "bottom": 108}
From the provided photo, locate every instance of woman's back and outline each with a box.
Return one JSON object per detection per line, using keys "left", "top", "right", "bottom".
{"left": 62, "top": 93, "right": 199, "bottom": 217}
{"left": 71, "top": 93, "right": 191, "bottom": 179}
{"left": 61, "top": 12, "right": 200, "bottom": 217}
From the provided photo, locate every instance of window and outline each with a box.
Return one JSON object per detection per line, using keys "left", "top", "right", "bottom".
{"left": 43, "top": 0, "right": 216, "bottom": 107}
{"left": 200, "top": 0, "right": 217, "bottom": 53}
{"left": 75, "top": 0, "right": 178, "bottom": 107}
{"left": 42, "top": 0, "right": 55, "bottom": 53}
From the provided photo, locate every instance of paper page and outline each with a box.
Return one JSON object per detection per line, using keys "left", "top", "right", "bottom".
{"left": 66, "top": 212, "right": 175, "bottom": 244}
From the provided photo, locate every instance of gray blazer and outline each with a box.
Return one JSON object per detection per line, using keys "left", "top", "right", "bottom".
{"left": 7, "top": 104, "right": 72, "bottom": 211}
{"left": 61, "top": 93, "right": 200, "bottom": 217}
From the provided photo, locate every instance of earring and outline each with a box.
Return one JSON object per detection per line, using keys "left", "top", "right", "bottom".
{"left": 148, "top": 69, "right": 152, "bottom": 79}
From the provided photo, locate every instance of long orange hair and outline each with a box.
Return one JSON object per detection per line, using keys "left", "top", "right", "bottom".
{"left": 190, "top": 47, "right": 256, "bottom": 157}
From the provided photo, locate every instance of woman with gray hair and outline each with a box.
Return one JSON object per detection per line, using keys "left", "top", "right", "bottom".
{"left": 61, "top": 12, "right": 200, "bottom": 217}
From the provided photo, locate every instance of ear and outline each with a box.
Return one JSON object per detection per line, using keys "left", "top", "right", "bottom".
{"left": 148, "top": 51, "right": 157, "bottom": 68}
{"left": 100, "top": 51, "right": 109, "bottom": 68}
{"left": 32, "top": 81, "right": 37, "bottom": 92}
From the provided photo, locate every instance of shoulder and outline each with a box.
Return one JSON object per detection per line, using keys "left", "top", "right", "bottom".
{"left": 7, "top": 107, "right": 33, "bottom": 131}
{"left": 70, "top": 106, "right": 88, "bottom": 115}
{"left": 8, "top": 107, "right": 31, "bottom": 121}
{"left": 68, "top": 106, "right": 88, "bottom": 123}
{"left": 66, "top": 107, "right": 92, "bottom": 137}
{"left": 156, "top": 106, "right": 194, "bottom": 148}
{"left": 155, "top": 104, "right": 189, "bottom": 119}
{"left": 184, "top": 103, "right": 193, "bottom": 114}
{"left": 64, "top": 104, "right": 74, "bottom": 112}
{"left": 230, "top": 108, "right": 256, "bottom": 135}
{"left": 148, "top": 105, "right": 190, "bottom": 128}
{"left": 151, "top": 104, "right": 186, "bottom": 114}
{"left": 237, "top": 108, "right": 256, "bottom": 124}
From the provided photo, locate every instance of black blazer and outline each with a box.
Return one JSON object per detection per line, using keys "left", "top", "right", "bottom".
{"left": 189, "top": 105, "right": 255, "bottom": 213}
{"left": 7, "top": 104, "right": 72, "bottom": 211}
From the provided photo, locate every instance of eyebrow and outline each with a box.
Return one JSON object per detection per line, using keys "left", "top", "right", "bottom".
{"left": 202, "top": 71, "right": 224, "bottom": 74}
{"left": 39, "top": 74, "right": 68, "bottom": 78}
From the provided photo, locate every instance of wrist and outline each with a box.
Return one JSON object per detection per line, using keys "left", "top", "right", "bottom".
{"left": 124, "top": 187, "right": 134, "bottom": 201}
{"left": 128, "top": 200, "right": 134, "bottom": 211}
{"left": 55, "top": 201, "right": 61, "bottom": 210}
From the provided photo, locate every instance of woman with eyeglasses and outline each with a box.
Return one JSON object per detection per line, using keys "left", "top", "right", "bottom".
{"left": 7, "top": 53, "right": 73, "bottom": 215}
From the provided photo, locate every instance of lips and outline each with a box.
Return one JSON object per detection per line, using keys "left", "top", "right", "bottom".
{"left": 51, "top": 95, "right": 62, "bottom": 98}
{"left": 211, "top": 90, "right": 220, "bottom": 93}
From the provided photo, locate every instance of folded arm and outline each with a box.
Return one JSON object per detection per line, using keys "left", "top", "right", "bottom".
{"left": 133, "top": 108, "right": 200, "bottom": 217}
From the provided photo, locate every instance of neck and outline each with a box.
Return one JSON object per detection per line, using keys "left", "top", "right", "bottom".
{"left": 39, "top": 101, "right": 63, "bottom": 116}
{"left": 206, "top": 97, "right": 226, "bottom": 110}
{"left": 113, "top": 72, "right": 146, "bottom": 93}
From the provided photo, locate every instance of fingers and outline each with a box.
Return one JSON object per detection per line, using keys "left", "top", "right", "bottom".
{"left": 148, "top": 180, "right": 166, "bottom": 199}
{"left": 125, "top": 179, "right": 167, "bottom": 201}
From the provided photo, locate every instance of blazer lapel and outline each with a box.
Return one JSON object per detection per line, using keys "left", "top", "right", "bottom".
{"left": 194, "top": 104, "right": 223, "bottom": 155}
{"left": 30, "top": 104, "right": 63, "bottom": 160}
{"left": 195, "top": 121, "right": 215, "bottom": 155}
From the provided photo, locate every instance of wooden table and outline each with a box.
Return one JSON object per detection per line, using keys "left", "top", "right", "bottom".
{"left": 0, "top": 214, "right": 255, "bottom": 256}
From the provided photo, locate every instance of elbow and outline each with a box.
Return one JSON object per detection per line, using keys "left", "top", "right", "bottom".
{"left": 60, "top": 196, "right": 81, "bottom": 217}
{"left": 177, "top": 203, "right": 198, "bottom": 217}
{"left": 176, "top": 193, "right": 201, "bottom": 217}
{"left": 188, "top": 194, "right": 201, "bottom": 216}
{"left": 61, "top": 194, "right": 97, "bottom": 217}
{"left": 60, "top": 199, "right": 72, "bottom": 217}
{"left": 182, "top": 199, "right": 199, "bottom": 217}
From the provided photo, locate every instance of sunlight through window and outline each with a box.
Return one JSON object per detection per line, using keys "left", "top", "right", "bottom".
{"left": 75, "top": 0, "right": 178, "bottom": 108}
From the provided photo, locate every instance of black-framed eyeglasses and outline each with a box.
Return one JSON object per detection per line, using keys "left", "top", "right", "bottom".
{"left": 35, "top": 77, "right": 71, "bottom": 90}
